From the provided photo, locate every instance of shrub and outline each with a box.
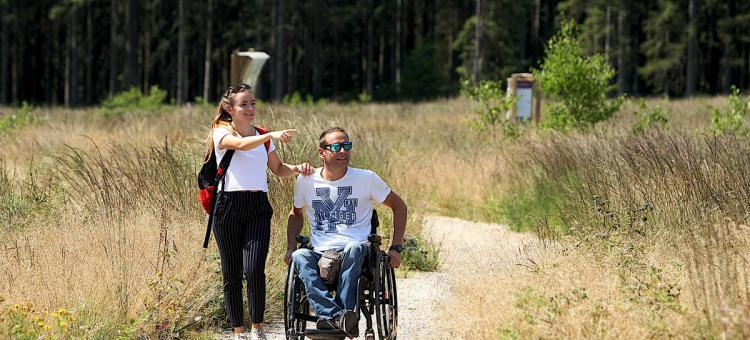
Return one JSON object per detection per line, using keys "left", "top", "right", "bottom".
{"left": 101, "top": 85, "right": 168, "bottom": 117}
{"left": 461, "top": 79, "right": 520, "bottom": 140}
{"left": 632, "top": 98, "right": 670, "bottom": 133}
{"left": 400, "top": 237, "right": 440, "bottom": 272}
{"left": 710, "top": 85, "right": 750, "bottom": 135}
{"left": 533, "top": 20, "right": 621, "bottom": 131}
{"left": 0, "top": 101, "right": 38, "bottom": 133}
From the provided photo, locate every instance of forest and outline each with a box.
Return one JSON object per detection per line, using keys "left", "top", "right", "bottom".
{"left": 1, "top": 0, "right": 749, "bottom": 105}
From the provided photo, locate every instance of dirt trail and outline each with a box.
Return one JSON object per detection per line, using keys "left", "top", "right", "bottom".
{"left": 218, "top": 215, "right": 542, "bottom": 339}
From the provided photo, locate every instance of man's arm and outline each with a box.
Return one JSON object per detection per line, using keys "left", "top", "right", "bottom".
{"left": 382, "top": 191, "right": 407, "bottom": 268}
{"left": 285, "top": 207, "right": 305, "bottom": 265}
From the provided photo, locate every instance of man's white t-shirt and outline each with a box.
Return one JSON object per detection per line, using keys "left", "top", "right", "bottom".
{"left": 294, "top": 167, "right": 392, "bottom": 252}
{"left": 213, "top": 127, "right": 276, "bottom": 192}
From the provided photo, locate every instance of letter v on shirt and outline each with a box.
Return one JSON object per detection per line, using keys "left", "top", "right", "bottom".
{"left": 293, "top": 167, "right": 391, "bottom": 252}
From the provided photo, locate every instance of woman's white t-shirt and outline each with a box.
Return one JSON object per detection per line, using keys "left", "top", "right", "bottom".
{"left": 213, "top": 127, "right": 276, "bottom": 192}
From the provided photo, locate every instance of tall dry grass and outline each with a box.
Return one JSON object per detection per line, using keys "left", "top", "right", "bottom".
{"left": 447, "top": 98, "right": 750, "bottom": 338}
{"left": 0, "top": 99, "right": 480, "bottom": 337}
{"left": 3, "top": 96, "right": 747, "bottom": 338}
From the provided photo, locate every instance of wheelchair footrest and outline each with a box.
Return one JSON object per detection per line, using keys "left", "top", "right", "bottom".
{"left": 302, "top": 329, "right": 348, "bottom": 340}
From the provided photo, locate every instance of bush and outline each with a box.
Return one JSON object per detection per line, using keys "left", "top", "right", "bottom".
{"left": 0, "top": 101, "right": 38, "bottom": 133}
{"left": 401, "top": 237, "right": 440, "bottom": 272}
{"left": 461, "top": 79, "right": 520, "bottom": 140}
{"left": 632, "top": 98, "right": 670, "bottom": 133}
{"left": 101, "top": 85, "right": 167, "bottom": 117}
{"left": 710, "top": 85, "right": 750, "bottom": 135}
{"left": 533, "top": 20, "right": 621, "bottom": 131}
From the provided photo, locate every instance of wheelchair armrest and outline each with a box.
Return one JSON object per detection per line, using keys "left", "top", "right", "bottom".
{"left": 367, "top": 234, "right": 382, "bottom": 246}
{"left": 296, "top": 235, "right": 311, "bottom": 249}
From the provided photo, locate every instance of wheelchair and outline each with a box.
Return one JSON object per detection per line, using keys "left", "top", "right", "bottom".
{"left": 284, "top": 211, "right": 398, "bottom": 339}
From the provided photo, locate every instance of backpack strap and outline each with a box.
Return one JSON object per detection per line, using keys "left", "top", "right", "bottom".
{"left": 254, "top": 126, "right": 271, "bottom": 153}
{"left": 215, "top": 149, "right": 235, "bottom": 183}
{"left": 203, "top": 148, "right": 235, "bottom": 249}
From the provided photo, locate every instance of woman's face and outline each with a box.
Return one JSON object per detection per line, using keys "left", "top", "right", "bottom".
{"left": 227, "top": 90, "right": 256, "bottom": 125}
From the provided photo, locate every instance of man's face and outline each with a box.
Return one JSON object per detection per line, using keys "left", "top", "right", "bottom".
{"left": 319, "top": 131, "right": 351, "bottom": 167}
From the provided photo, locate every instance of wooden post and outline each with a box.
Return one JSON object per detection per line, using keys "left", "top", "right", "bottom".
{"left": 505, "top": 73, "right": 542, "bottom": 123}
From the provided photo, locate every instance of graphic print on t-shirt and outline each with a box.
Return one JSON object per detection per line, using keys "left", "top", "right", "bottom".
{"left": 312, "top": 186, "right": 359, "bottom": 233}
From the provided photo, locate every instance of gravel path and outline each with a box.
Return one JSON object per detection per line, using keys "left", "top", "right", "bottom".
{"left": 217, "top": 215, "right": 535, "bottom": 339}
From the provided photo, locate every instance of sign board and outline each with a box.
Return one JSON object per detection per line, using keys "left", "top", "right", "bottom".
{"left": 505, "top": 73, "right": 542, "bottom": 123}
{"left": 230, "top": 49, "right": 270, "bottom": 92}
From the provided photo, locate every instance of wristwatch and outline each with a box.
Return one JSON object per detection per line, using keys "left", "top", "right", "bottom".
{"left": 388, "top": 244, "right": 403, "bottom": 253}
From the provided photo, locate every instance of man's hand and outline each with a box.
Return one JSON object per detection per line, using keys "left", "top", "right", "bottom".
{"left": 284, "top": 249, "right": 295, "bottom": 266}
{"left": 387, "top": 250, "right": 401, "bottom": 268}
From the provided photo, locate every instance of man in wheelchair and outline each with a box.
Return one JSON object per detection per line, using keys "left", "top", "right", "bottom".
{"left": 285, "top": 127, "right": 407, "bottom": 338}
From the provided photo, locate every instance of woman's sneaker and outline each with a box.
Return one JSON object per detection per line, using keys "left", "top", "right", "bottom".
{"left": 249, "top": 327, "right": 266, "bottom": 340}
{"left": 338, "top": 310, "right": 359, "bottom": 337}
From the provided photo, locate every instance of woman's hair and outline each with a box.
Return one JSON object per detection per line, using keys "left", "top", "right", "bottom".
{"left": 204, "top": 84, "right": 253, "bottom": 161}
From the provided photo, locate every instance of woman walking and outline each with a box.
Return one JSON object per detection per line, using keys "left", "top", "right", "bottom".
{"left": 206, "top": 83, "right": 312, "bottom": 340}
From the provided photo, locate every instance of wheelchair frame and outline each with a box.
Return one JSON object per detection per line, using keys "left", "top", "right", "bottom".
{"left": 284, "top": 211, "right": 398, "bottom": 340}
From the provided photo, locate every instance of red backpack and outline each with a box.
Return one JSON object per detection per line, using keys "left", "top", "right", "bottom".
{"left": 198, "top": 126, "right": 270, "bottom": 247}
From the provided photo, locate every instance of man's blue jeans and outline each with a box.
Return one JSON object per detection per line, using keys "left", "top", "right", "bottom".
{"left": 291, "top": 241, "right": 367, "bottom": 319}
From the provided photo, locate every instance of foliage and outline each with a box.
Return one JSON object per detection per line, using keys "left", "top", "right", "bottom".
{"left": 1, "top": 303, "right": 81, "bottom": 339}
{"left": 0, "top": 160, "right": 61, "bottom": 233}
{"left": 283, "top": 91, "right": 328, "bottom": 106}
{"left": 632, "top": 98, "right": 670, "bottom": 133}
{"left": 461, "top": 79, "right": 520, "bottom": 140}
{"left": 638, "top": 0, "right": 687, "bottom": 95}
{"left": 489, "top": 179, "right": 568, "bottom": 233}
{"left": 710, "top": 86, "right": 750, "bottom": 135}
{"left": 100, "top": 85, "right": 168, "bottom": 117}
{"left": 357, "top": 92, "right": 372, "bottom": 103}
{"left": 400, "top": 237, "right": 440, "bottom": 272}
{"left": 452, "top": 1, "right": 531, "bottom": 82}
{"left": 0, "top": 102, "right": 38, "bottom": 133}
{"left": 513, "top": 286, "right": 588, "bottom": 326}
{"left": 533, "top": 21, "right": 621, "bottom": 131}
{"left": 400, "top": 40, "right": 451, "bottom": 101}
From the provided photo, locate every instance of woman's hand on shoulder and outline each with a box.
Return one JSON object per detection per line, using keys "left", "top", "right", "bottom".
{"left": 295, "top": 163, "right": 314, "bottom": 176}
{"left": 268, "top": 129, "right": 297, "bottom": 143}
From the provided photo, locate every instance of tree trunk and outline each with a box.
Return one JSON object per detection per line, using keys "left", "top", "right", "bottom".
{"left": 109, "top": 0, "right": 118, "bottom": 96}
{"left": 378, "top": 24, "right": 385, "bottom": 84}
{"left": 126, "top": 0, "right": 139, "bottom": 89}
{"left": 274, "top": 0, "right": 285, "bottom": 101}
{"left": 366, "top": 0, "right": 374, "bottom": 95}
{"left": 143, "top": 0, "right": 156, "bottom": 93}
{"left": 86, "top": 3, "right": 93, "bottom": 104}
{"left": 617, "top": 0, "right": 631, "bottom": 95}
{"left": 12, "top": 40, "right": 18, "bottom": 104}
{"left": 532, "top": 0, "right": 541, "bottom": 63}
{"left": 685, "top": 0, "right": 699, "bottom": 96}
{"left": 605, "top": 5, "right": 611, "bottom": 56}
{"left": 203, "top": 0, "right": 212, "bottom": 102}
{"left": 472, "top": 0, "right": 482, "bottom": 82}
{"left": 0, "top": 6, "right": 8, "bottom": 104}
{"left": 311, "top": 2, "right": 321, "bottom": 97}
{"left": 395, "top": 0, "right": 401, "bottom": 86}
{"left": 177, "top": 0, "right": 187, "bottom": 104}
{"left": 66, "top": 7, "right": 79, "bottom": 107}
{"left": 422, "top": 0, "right": 435, "bottom": 39}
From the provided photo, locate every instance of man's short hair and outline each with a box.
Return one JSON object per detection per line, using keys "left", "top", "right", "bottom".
{"left": 318, "top": 127, "right": 349, "bottom": 148}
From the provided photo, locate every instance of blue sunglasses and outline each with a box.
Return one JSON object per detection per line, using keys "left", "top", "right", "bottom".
{"left": 323, "top": 142, "right": 353, "bottom": 152}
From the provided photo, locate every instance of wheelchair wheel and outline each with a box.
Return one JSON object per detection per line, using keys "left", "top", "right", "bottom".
{"left": 374, "top": 251, "right": 398, "bottom": 339}
{"left": 284, "top": 263, "right": 308, "bottom": 340}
